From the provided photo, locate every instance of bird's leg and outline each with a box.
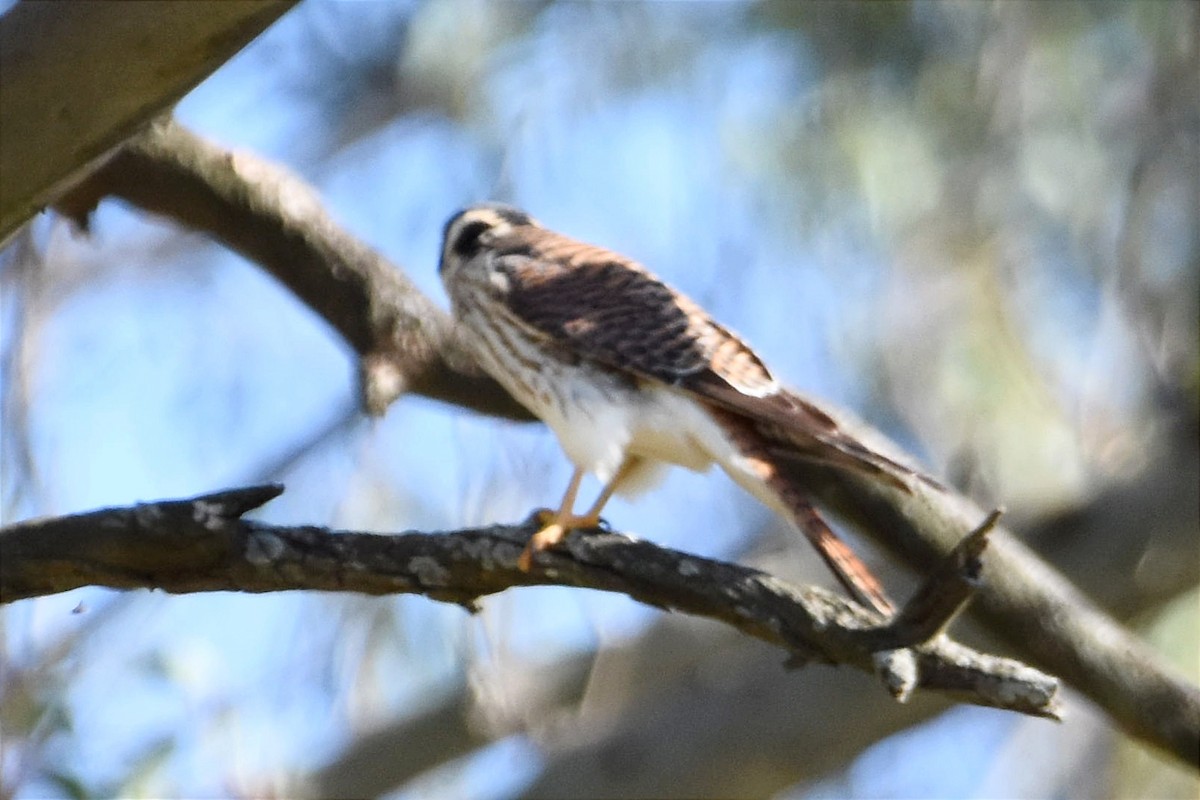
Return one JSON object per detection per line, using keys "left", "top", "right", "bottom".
{"left": 519, "top": 459, "right": 640, "bottom": 571}
{"left": 520, "top": 467, "right": 585, "bottom": 571}
{"left": 533, "top": 466, "right": 586, "bottom": 527}
{"left": 574, "top": 457, "right": 638, "bottom": 526}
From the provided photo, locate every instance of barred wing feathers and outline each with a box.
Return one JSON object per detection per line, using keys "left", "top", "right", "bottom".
{"left": 491, "top": 227, "right": 920, "bottom": 491}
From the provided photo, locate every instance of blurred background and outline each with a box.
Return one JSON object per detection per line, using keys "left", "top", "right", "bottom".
{"left": 1, "top": 1, "right": 1197, "bottom": 797}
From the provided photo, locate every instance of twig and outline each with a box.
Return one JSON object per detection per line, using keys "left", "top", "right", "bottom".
{"left": 870, "top": 507, "right": 1002, "bottom": 649}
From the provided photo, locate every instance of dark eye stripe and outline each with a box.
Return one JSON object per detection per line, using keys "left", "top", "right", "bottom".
{"left": 450, "top": 219, "right": 493, "bottom": 260}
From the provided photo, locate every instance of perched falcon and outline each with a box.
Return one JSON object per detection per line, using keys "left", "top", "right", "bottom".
{"left": 439, "top": 203, "right": 923, "bottom": 614}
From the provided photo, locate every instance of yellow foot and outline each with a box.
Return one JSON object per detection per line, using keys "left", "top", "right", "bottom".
{"left": 518, "top": 523, "right": 565, "bottom": 572}
{"left": 517, "top": 513, "right": 603, "bottom": 572}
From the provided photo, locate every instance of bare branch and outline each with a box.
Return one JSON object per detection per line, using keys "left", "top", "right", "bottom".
{"left": 877, "top": 508, "right": 1000, "bottom": 648}
{"left": 55, "top": 117, "right": 532, "bottom": 421}
{"left": 0, "top": 486, "right": 1060, "bottom": 720}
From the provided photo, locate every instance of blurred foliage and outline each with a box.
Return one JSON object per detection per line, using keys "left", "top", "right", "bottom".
{"left": 1, "top": 0, "right": 1196, "bottom": 797}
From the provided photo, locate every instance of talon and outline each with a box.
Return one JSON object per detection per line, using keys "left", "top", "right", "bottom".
{"left": 517, "top": 546, "right": 534, "bottom": 572}
{"left": 518, "top": 522, "right": 567, "bottom": 572}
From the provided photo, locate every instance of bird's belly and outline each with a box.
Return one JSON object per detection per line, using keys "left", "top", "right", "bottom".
{"left": 468, "top": 349, "right": 639, "bottom": 482}
{"left": 454, "top": 304, "right": 732, "bottom": 484}
{"left": 543, "top": 376, "right": 732, "bottom": 483}
{"left": 625, "top": 389, "right": 729, "bottom": 471}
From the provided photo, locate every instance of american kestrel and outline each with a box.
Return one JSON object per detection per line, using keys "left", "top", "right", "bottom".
{"left": 439, "top": 203, "right": 923, "bottom": 614}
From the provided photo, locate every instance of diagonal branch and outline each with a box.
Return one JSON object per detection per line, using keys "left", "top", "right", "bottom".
{"left": 55, "top": 116, "right": 532, "bottom": 421}
{"left": 0, "top": 486, "right": 1060, "bottom": 720}
{"left": 0, "top": 0, "right": 297, "bottom": 245}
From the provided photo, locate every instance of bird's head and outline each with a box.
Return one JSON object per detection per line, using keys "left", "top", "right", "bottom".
{"left": 439, "top": 203, "right": 538, "bottom": 282}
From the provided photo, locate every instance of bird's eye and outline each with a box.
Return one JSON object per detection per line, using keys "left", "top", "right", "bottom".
{"left": 449, "top": 219, "right": 493, "bottom": 261}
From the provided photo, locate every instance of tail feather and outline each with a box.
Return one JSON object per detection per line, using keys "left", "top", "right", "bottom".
{"left": 688, "top": 377, "right": 936, "bottom": 492}
{"left": 705, "top": 404, "right": 897, "bottom": 615}
{"left": 784, "top": 488, "right": 895, "bottom": 615}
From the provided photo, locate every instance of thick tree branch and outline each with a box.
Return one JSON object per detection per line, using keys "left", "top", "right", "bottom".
{"left": 45, "top": 120, "right": 1200, "bottom": 767}
{"left": 0, "top": 486, "right": 1059, "bottom": 720}
{"left": 0, "top": 0, "right": 297, "bottom": 245}
{"left": 56, "top": 117, "right": 532, "bottom": 421}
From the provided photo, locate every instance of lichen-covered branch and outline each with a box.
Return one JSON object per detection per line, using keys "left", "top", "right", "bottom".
{"left": 0, "top": 486, "right": 1060, "bottom": 720}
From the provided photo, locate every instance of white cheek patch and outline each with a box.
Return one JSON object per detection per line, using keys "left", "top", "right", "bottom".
{"left": 488, "top": 270, "right": 510, "bottom": 292}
